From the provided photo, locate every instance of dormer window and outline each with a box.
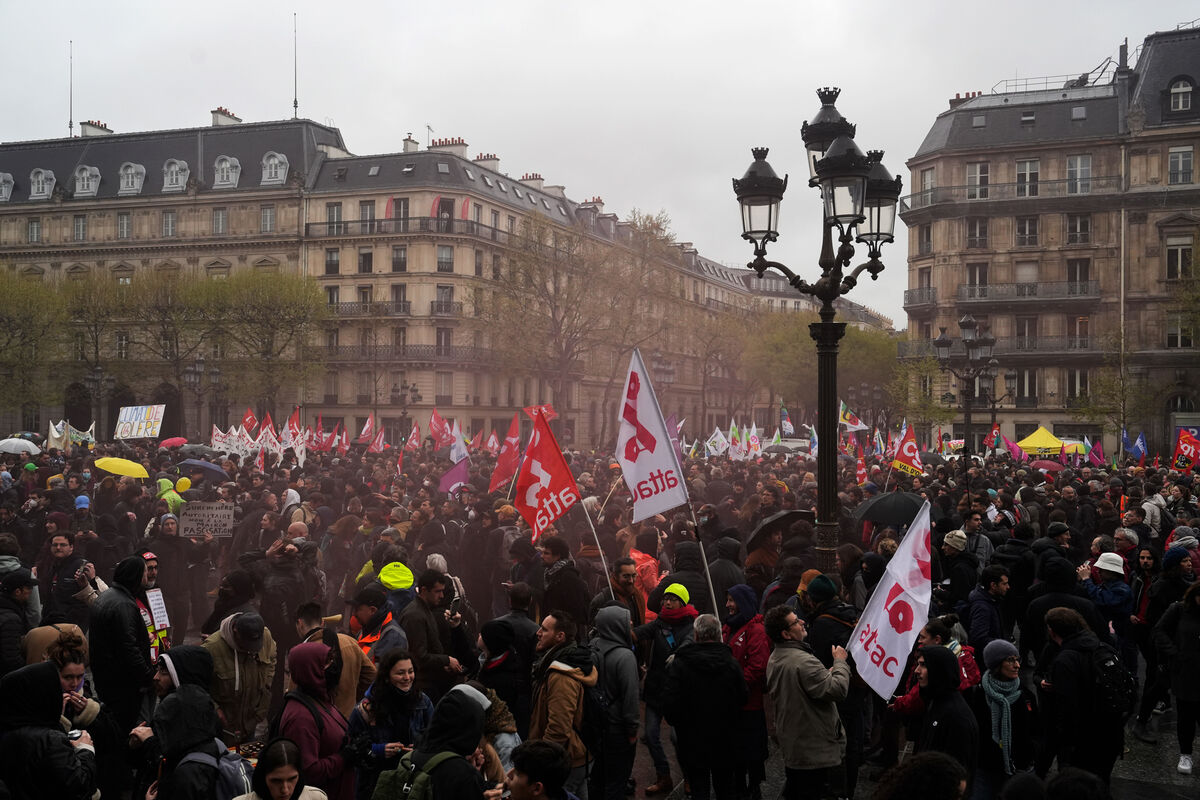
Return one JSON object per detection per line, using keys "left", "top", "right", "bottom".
{"left": 162, "top": 160, "right": 189, "bottom": 193}
{"left": 74, "top": 165, "right": 100, "bottom": 197}
{"left": 259, "top": 152, "right": 288, "bottom": 187}
{"left": 117, "top": 162, "right": 146, "bottom": 197}
{"left": 0, "top": 173, "right": 12, "bottom": 202}
{"left": 1171, "top": 80, "right": 1193, "bottom": 112}
{"left": 29, "top": 169, "right": 56, "bottom": 200}
{"left": 213, "top": 156, "right": 242, "bottom": 189}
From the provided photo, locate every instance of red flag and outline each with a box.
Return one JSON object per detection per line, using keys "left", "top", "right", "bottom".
{"left": 319, "top": 423, "right": 339, "bottom": 452}
{"left": 396, "top": 450, "right": 404, "bottom": 476}
{"left": 856, "top": 456, "right": 867, "bottom": 485}
{"left": 1172, "top": 429, "right": 1200, "bottom": 473}
{"left": 489, "top": 413, "right": 522, "bottom": 493}
{"left": 259, "top": 412, "right": 276, "bottom": 438}
{"left": 486, "top": 429, "right": 500, "bottom": 455}
{"left": 358, "top": 413, "right": 375, "bottom": 443}
{"left": 315, "top": 414, "right": 324, "bottom": 441}
{"left": 285, "top": 407, "right": 301, "bottom": 442}
{"left": 891, "top": 426, "right": 923, "bottom": 476}
{"left": 1139, "top": 451, "right": 1147, "bottom": 468}
{"left": 514, "top": 412, "right": 578, "bottom": 541}
{"left": 983, "top": 423, "right": 1000, "bottom": 449}
{"left": 469, "top": 428, "right": 484, "bottom": 451}
{"left": 337, "top": 426, "right": 350, "bottom": 455}
{"left": 254, "top": 447, "right": 265, "bottom": 471}
{"left": 241, "top": 407, "right": 259, "bottom": 433}
{"left": 367, "top": 427, "right": 386, "bottom": 453}
{"left": 429, "top": 409, "right": 455, "bottom": 448}
{"left": 405, "top": 422, "right": 421, "bottom": 451}
{"left": 1154, "top": 454, "right": 1160, "bottom": 469}
{"left": 523, "top": 404, "right": 558, "bottom": 423}
{"left": 1058, "top": 443, "right": 1068, "bottom": 465}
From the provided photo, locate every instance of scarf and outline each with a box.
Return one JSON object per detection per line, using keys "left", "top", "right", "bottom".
{"left": 657, "top": 604, "right": 699, "bottom": 624}
{"left": 608, "top": 575, "right": 647, "bottom": 623}
{"left": 981, "top": 671, "right": 1022, "bottom": 774}
{"left": 545, "top": 558, "right": 573, "bottom": 582}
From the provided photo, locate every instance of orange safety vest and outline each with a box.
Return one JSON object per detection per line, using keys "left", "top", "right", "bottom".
{"left": 356, "top": 610, "right": 395, "bottom": 658}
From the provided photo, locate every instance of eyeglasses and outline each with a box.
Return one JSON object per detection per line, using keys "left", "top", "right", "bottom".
{"left": 788, "top": 618, "right": 805, "bottom": 629}
{"left": 1002, "top": 656, "right": 1020, "bottom": 665}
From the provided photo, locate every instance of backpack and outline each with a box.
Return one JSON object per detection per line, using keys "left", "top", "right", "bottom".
{"left": 1088, "top": 642, "right": 1136, "bottom": 720}
{"left": 576, "top": 645, "right": 612, "bottom": 754}
{"left": 372, "top": 749, "right": 459, "bottom": 800}
{"left": 268, "top": 690, "right": 326, "bottom": 741}
{"left": 178, "top": 739, "right": 254, "bottom": 800}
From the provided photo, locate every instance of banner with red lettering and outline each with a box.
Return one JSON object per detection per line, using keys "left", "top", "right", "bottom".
{"left": 616, "top": 349, "right": 689, "bottom": 523}
{"left": 1172, "top": 429, "right": 1200, "bottom": 472}
{"left": 488, "top": 413, "right": 523, "bottom": 493}
{"left": 848, "top": 502, "right": 933, "bottom": 699}
{"left": 514, "top": 412, "right": 579, "bottom": 541}
{"left": 890, "top": 426, "right": 923, "bottom": 476}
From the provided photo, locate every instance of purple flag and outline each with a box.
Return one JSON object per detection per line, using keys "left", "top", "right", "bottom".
{"left": 665, "top": 413, "right": 685, "bottom": 466}
{"left": 1088, "top": 440, "right": 1105, "bottom": 467}
{"left": 437, "top": 457, "right": 470, "bottom": 497}
{"left": 1004, "top": 435, "right": 1025, "bottom": 462}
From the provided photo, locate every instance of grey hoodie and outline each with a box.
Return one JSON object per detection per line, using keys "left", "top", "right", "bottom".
{"left": 593, "top": 605, "right": 640, "bottom": 737}
{"left": 0, "top": 554, "right": 40, "bottom": 627}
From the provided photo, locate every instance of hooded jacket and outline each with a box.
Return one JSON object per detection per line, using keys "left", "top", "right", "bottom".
{"left": 647, "top": 541, "right": 714, "bottom": 615}
{"left": 0, "top": 661, "right": 98, "bottom": 800}
{"left": 723, "top": 584, "right": 769, "bottom": 711}
{"left": 278, "top": 642, "right": 353, "bottom": 800}
{"left": 299, "top": 625, "right": 377, "bottom": 719}
{"left": 530, "top": 641, "right": 598, "bottom": 767}
{"left": 151, "top": 684, "right": 220, "bottom": 800}
{"left": 1021, "top": 558, "right": 1111, "bottom": 660}
{"left": 408, "top": 690, "right": 490, "bottom": 798}
{"left": 201, "top": 612, "right": 277, "bottom": 742}
{"left": 708, "top": 537, "right": 746, "bottom": 621}
{"left": 159, "top": 645, "right": 215, "bottom": 690}
{"left": 542, "top": 559, "right": 592, "bottom": 642}
{"left": 88, "top": 556, "right": 153, "bottom": 726}
{"left": 0, "top": 553, "right": 40, "bottom": 627}
{"left": 477, "top": 618, "right": 532, "bottom": 736}
{"left": 766, "top": 640, "right": 850, "bottom": 770}
{"left": 662, "top": 638, "right": 748, "bottom": 757}
{"left": 592, "top": 605, "right": 640, "bottom": 738}
{"left": 915, "top": 645, "right": 979, "bottom": 775}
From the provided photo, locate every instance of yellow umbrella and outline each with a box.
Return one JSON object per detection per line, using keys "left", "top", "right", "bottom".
{"left": 94, "top": 457, "right": 149, "bottom": 478}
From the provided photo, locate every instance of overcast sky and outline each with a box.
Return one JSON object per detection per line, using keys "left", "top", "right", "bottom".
{"left": 4, "top": 1, "right": 1197, "bottom": 327}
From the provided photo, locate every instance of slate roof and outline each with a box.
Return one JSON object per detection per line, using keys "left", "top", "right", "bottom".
{"left": 1131, "top": 27, "right": 1200, "bottom": 127}
{"left": 0, "top": 119, "right": 346, "bottom": 203}
{"left": 307, "top": 150, "right": 578, "bottom": 223}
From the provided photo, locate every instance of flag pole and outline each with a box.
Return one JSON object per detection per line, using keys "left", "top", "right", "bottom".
{"left": 598, "top": 468, "right": 624, "bottom": 514}
{"left": 580, "top": 502, "right": 616, "bottom": 602}
{"left": 688, "top": 502, "right": 720, "bottom": 614}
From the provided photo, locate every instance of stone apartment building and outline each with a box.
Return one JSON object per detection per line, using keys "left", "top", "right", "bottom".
{"left": 899, "top": 24, "right": 1200, "bottom": 454}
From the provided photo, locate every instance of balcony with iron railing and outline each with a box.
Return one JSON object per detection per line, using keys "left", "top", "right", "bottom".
{"left": 898, "top": 335, "right": 1097, "bottom": 358}
{"left": 305, "top": 217, "right": 511, "bottom": 242}
{"left": 1015, "top": 396, "right": 1039, "bottom": 408}
{"left": 430, "top": 300, "right": 464, "bottom": 316}
{"left": 903, "top": 287, "right": 937, "bottom": 307}
{"left": 900, "top": 176, "right": 1122, "bottom": 214}
{"left": 956, "top": 280, "right": 1099, "bottom": 303}
{"left": 329, "top": 300, "right": 413, "bottom": 317}
{"left": 306, "top": 344, "right": 492, "bottom": 363}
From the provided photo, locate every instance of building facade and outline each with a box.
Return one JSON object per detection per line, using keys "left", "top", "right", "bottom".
{"left": 899, "top": 25, "right": 1200, "bottom": 455}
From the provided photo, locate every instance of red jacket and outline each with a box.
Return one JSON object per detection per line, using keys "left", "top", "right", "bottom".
{"left": 723, "top": 615, "right": 770, "bottom": 711}
{"left": 892, "top": 641, "right": 980, "bottom": 717}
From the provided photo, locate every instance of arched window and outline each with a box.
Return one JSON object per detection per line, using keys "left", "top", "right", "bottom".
{"left": 212, "top": 156, "right": 241, "bottom": 189}
{"left": 74, "top": 166, "right": 98, "bottom": 196}
{"left": 162, "top": 160, "right": 189, "bottom": 193}
{"left": 259, "top": 152, "right": 289, "bottom": 186}
{"left": 29, "top": 169, "right": 56, "bottom": 200}
{"left": 1171, "top": 80, "right": 1193, "bottom": 112}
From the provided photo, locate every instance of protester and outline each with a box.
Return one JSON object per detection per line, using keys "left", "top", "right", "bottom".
{"left": 278, "top": 641, "right": 354, "bottom": 800}
{"left": 234, "top": 737, "right": 331, "bottom": 800}
{"left": 530, "top": 610, "right": 596, "bottom": 797}
{"left": 635, "top": 582, "right": 697, "bottom": 794}
{"left": 203, "top": 610, "right": 277, "bottom": 745}
{"left": 587, "top": 605, "right": 640, "bottom": 800}
{"left": 967, "top": 640, "right": 1039, "bottom": 798}
{"left": 723, "top": 584, "right": 770, "bottom": 799}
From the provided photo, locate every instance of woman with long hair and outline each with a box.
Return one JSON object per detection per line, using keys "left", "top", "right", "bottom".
{"left": 346, "top": 648, "right": 434, "bottom": 800}
{"left": 233, "top": 737, "right": 329, "bottom": 800}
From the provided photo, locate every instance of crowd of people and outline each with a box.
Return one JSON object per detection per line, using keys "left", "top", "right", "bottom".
{"left": 0, "top": 435, "right": 1197, "bottom": 800}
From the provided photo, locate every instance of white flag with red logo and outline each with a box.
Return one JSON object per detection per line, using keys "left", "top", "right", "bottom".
{"left": 405, "top": 422, "right": 421, "bottom": 451}
{"left": 489, "top": 413, "right": 522, "bottom": 493}
{"left": 486, "top": 429, "right": 500, "bottom": 455}
{"left": 514, "top": 412, "right": 579, "bottom": 541}
{"left": 358, "top": 413, "right": 375, "bottom": 443}
{"left": 241, "top": 407, "right": 259, "bottom": 433}
{"left": 616, "top": 349, "right": 689, "bottom": 524}
{"left": 429, "top": 409, "right": 455, "bottom": 448}
{"left": 890, "top": 426, "right": 923, "bottom": 476}
{"left": 849, "top": 502, "right": 933, "bottom": 699}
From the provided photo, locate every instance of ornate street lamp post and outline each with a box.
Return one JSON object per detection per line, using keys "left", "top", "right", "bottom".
{"left": 733, "top": 87, "right": 901, "bottom": 572}
{"left": 933, "top": 315, "right": 997, "bottom": 483}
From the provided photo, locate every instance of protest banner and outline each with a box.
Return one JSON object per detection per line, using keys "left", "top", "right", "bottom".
{"left": 114, "top": 405, "right": 166, "bottom": 439}
{"left": 179, "top": 501, "right": 236, "bottom": 538}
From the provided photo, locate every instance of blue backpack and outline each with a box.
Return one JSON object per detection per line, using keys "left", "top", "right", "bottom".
{"left": 179, "top": 739, "right": 254, "bottom": 800}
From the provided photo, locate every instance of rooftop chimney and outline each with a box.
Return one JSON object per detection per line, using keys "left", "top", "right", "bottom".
{"left": 403, "top": 133, "right": 420, "bottom": 153}
{"left": 520, "top": 173, "right": 545, "bottom": 191}
{"left": 428, "top": 136, "right": 469, "bottom": 159}
{"left": 211, "top": 107, "right": 242, "bottom": 126}
{"left": 79, "top": 120, "right": 113, "bottom": 137}
{"left": 578, "top": 196, "right": 605, "bottom": 214}
{"left": 474, "top": 153, "right": 500, "bottom": 172}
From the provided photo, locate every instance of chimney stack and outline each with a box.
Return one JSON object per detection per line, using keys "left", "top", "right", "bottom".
{"left": 211, "top": 107, "right": 242, "bottom": 126}
{"left": 79, "top": 120, "right": 113, "bottom": 136}
{"left": 403, "top": 133, "right": 420, "bottom": 153}
{"left": 428, "top": 136, "right": 469, "bottom": 159}
{"left": 520, "top": 172, "right": 545, "bottom": 191}
{"left": 474, "top": 153, "right": 500, "bottom": 172}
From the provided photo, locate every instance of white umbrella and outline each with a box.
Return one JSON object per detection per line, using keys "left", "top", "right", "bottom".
{"left": 0, "top": 437, "right": 41, "bottom": 455}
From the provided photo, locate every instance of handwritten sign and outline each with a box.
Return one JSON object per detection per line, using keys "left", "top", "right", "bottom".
{"left": 145, "top": 587, "right": 170, "bottom": 630}
{"left": 179, "top": 501, "right": 236, "bottom": 538}
{"left": 114, "top": 405, "right": 166, "bottom": 439}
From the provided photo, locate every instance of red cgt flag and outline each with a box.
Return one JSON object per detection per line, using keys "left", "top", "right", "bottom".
{"left": 405, "top": 422, "right": 421, "bottom": 451}
{"left": 523, "top": 404, "right": 558, "bottom": 423}
{"left": 485, "top": 429, "right": 500, "bottom": 455}
{"left": 514, "top": 412, "right": 578, "bottom": 542}
{"left": 367, "top": 428, "right": 387, "bottom": 453}
{"left": 489, "top": 413, "right": 523, "bottom": 493}
{"left": 983, "top": 423, "right": 1001, "bottom": 449}
{"left": 429, "top": 409, "right": 455, "bottom": 448}
{"left": 242, "top": 407, "right": 259, "bottom": 433}
{"left": 1172, "top": 429, "right": 1200, "bottom": 473}
{"left": 891, "top": 426, "right": 923, "bottom": 476}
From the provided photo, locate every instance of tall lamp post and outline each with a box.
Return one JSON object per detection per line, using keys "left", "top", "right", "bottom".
{"left": 82, "top": 366, "right": 116, "bottom": 437}
{"left": 932, "top": 315, "right": 996, "bottom": 484}
{"left": 982, "top": 370, "right": 1018, "bottom": 455}
{"left": 390, "top": 382, "right": 422, "bottom": 441}
{"left": 733, "top": 87, "right": 901, "bottom": 572}
{"left": 183, "top": 354, "right": 222, "bottom": 441}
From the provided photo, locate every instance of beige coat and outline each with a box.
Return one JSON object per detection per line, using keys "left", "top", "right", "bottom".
{"left": 765, "top": 641, "right": 850, "bottom": 770}
{"left": 530, "top": 659, "right": 598, "bottom": 768}
{"left": 293, "top": 628, "right": 376, "bottom": 719}
{"left": 202, "top": 615, "right": 277, "bottom": 743}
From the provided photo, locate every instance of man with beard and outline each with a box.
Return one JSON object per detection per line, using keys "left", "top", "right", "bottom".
{"left": 589, "top": 557, "right": 645, "bottom": 627}
{"left": 530, "top": 610, "right": 597, "bottom": 798}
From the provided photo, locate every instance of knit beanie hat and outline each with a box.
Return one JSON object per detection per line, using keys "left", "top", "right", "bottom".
{"left": 806, "top": 574, "right": 837, "bottom": 603}
{"left": 983, "top": 639, "right": 1019, "bottom": 671}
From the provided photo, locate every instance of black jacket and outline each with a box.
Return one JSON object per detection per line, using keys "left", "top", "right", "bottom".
{"left": 662, "top": 640, "right": 748, "bottom": 756}
{"left": 635, "top": 612, "right": 695, "bottom": 708}
{"left": 967, "top": 680, "right": 1039, "bottom": 774}
{"left": 1153, "top": 585, "right": 1200, "bottom": 702}
{"left": 542, "top": 560, "right": 591, "bottom": 641}
{"left": 411, "top": 690, "right": 490, "bottom": 798}
{"left": 1047, "top": 631, "right": 1123, "bottom": 767}
{"left": 88, "top": 558, "right": 153, "bottom": 726}
{"left": 0, "top": 594, "right": 29, "bottom": 677}
{"left": 647, "top": 541, "right": 714, "bottom": 615}
{"left": 915, "top": 646, "right": 979, "bottom": 775}
{"left": 150, "top": 684, "right": 220, "bottom": 800}
{"left": 707, "top": 538, "right": 746, "bottom": 622}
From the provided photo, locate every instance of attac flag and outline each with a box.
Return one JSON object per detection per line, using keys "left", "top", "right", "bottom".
{"left": 485, "top": 429, "right": 500, "bottom": 455}
{"left": 405, "top": 422, "right": 421, "bottom": 451}
{"left": 358, "top": 413, "right": 376, "bottom": 443}
{"left": 488, "top": 413, "right": 523, "bottom": 493}
{"left": 839, "top": 401, "right": 869, "bottom": 432}
{"left": 1172, "top": 429, "right": 1200, "bottom": 472}
{"left": 429, "top": 409, "right": 455, "bottom": 448}
{"left": 1088, "top": 439, "right": 1105, "bottom": 467}
{"left": 514, "top": 412, "right": 579, "bottom": 541}
{"left": 438, "top": 457, "right": 470, "bottom": 498}
{"left": 523, "top": 404, "right": 558, "bottom": 423}
{"left": 849, "top": 502, "right": 933, "bottom": 700}
{"left": 616, "top": 349, "right": 689, "bottom": 524}
{"left": 890, "top": 426, "right": 923, "bottom": 476}
{"left": 241, "top": 407, "right": 259, "bottom": 433}
{"left": 983, "top": 423, "right": 1001, "bottom": 449}
{"left": 781, "top": 405, "right": 795, "bottom": 437}
{"left": 367, "top": 428, "right": 387, "bottom": 454}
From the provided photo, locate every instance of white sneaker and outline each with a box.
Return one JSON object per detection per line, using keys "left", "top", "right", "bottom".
{"left": 1179, "top": 754, "right": 1193, "bottom": 774}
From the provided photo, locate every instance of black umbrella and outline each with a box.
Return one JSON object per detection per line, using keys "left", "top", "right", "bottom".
{"left": 177, "top": 443, "right": 220, "bottom": 457}
{"left": 177, "top": 458, "right": 229, "bottom": 482}
{"left": 763, "top": 444, "right": 791, "bottom": 454}
{"left": 920, "top": 451, "right": 947, "bottom": 467}
{"left": 852, "top": 491, "right": 941, "bottom": 527}
{"left": 746, "top": 509, "right": 816, "bottom": 552}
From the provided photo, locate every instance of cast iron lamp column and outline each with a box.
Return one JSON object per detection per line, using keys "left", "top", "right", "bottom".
{"left": 733, "top": 87, "right": 901, "bottom": 573}
{"left": 932, "top": 315, "right": 996, "bottom": 488}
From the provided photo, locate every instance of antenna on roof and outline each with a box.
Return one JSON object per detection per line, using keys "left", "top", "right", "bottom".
{"left": 68, "top": 40, "right": 74, "bottom": 137}
{"left": 426, "top": 124, "right": 434, "bottom": 148}
{"left": 292, "top": 13, "right": 299, "bottom": 119}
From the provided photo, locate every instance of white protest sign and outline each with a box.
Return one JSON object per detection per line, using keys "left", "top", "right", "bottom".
{"left": 114, "top": 405, "right": 166, "bottom": 439}
{"left": 179, "top": 501, "right": 236, "bottom": 538}
{"left": 145, "top": 587, "right": 170, "bottom": 630}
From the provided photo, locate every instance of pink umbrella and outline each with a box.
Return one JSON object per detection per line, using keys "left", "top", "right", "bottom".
{"left": 160, "top": 437, "right": 188, "bottom": 448}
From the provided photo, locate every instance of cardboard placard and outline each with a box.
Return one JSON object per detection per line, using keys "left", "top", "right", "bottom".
{"left": 179, "top": 501, "right": 236, "bottom": 538}
{"left": 114, "top": 405, "right": 166, "bottom": 439}
{"left": 145, "top": 587, "right": 170, "bottom": 630}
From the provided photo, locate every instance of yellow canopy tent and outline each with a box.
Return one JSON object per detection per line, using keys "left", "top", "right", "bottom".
{"left": 1015, "top": 426, "right": 1063, "bottom": 456}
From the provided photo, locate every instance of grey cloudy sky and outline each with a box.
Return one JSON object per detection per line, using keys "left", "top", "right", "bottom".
{"left": 4, "top": 1, "right": 1197, "bottom": 327}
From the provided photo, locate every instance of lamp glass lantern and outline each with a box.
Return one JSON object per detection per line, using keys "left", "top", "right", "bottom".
{"left": 857, "top": 151, "right": 903, "bottom": 250}
{"left": 933, "top": 327, "right": 952, "bottom": 362}
{"left": 733, "top": 148, "right": 787, "bottom": 251}
{"left": 800, "top": 87, "right": 856, "bottom": 182}
{"left": 1004, "top": 370, "right": 1018, "bottom": 396}
{"left": 815, "top": 135, "right": 870, "bottom": 229}
{"left": 976, "top": 330, "right": 996, "bottom": 361}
